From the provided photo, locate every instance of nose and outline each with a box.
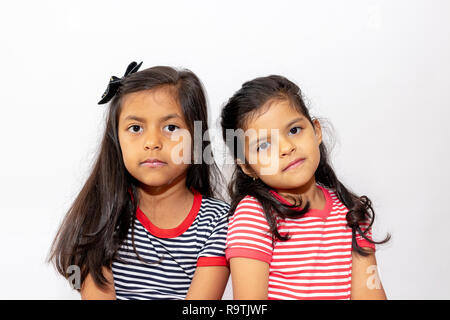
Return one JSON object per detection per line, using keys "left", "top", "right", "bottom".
{"left": 144, "top": 129, "right": 162, "bottom": 151}
{"left": 279, "top": 137, "right": 296, "bottom": 157}
{"left": 145, "top": 142, "right": 161, "bottom": 151}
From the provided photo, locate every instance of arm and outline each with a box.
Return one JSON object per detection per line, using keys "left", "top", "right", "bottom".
{"left": 350, "top": 249, "right": 387, "bottom": 300}
{"left": 225, "top": 197, "right": 273, "bottom": 300}
{"left": 186, "top": 203, "right": 231, "bottom": 300}
{"left": 229, "top": 257, "right": 269, "bottom": 300}
{"left": 185, "top": 266, "right": 230, "bottom": 300}
{"left": 80, "top": 266, "right": 116, "bottom": 300}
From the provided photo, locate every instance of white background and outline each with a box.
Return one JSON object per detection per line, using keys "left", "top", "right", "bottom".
{"left": 1, "top": 0, "right": 449, "bottom": 299}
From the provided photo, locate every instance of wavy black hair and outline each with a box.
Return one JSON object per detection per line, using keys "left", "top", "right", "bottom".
{"left": 220, "top": 75, "right": 390, "bottom": 256}
{"left": 48, "top": 66, "right": 223, "bottom": 289}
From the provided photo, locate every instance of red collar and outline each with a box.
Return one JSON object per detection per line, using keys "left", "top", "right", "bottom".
{"left": 269, "top": 185, "right": 333, "bottom": 220}
{"left": 136, "top": 189, "right": 203, "bottom": 238}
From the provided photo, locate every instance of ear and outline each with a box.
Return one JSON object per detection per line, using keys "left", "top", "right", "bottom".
{"left": 312, "top": 119, "right": 323, "bottom": 145}
{"left": 237, "top": 162, "right": 258, "bottom": 180}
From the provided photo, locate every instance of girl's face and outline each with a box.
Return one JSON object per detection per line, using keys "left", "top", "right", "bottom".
{"left": 118, "top": 87, "right": 191, "bottom": 190}
{"left": 240, "top": 99, "right": 322, "bottom": 193}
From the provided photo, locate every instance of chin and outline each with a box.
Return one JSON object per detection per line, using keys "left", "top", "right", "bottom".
{"left": 137, "top": 170, "right": 188, "bottom": 189}
{"left": 129, "top": 172, "right": 168, "bottom": 187}
{"left": 274, "top": 176, "right": 314, "bottom": 190}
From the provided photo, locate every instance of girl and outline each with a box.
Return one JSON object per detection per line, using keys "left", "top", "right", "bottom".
{"left": 48, "top": 62, "right": 230, "bottom": 300}
{"left": 221, "top": 75, "right": 390, "bottom": 300}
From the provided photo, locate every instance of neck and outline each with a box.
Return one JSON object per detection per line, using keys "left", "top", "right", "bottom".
{"left": 137, "top": 172, "right": 191, "bottom": 210}
{"left": 276, "top": 176, "right": 324, "bottom": 210}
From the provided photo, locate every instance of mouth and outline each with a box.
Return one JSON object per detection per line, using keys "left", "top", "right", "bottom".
{"left": 282, "top": 158, "right": 305, "bottom": 172}
{"left": 140, "top": 158, "right": 167, "bottom": 168}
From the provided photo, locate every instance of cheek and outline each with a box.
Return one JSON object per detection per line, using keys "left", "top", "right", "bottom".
{"left": 301, "top": 132, "right": 321, "bottom": 160}
{"left": 168, "top": 128, "right": 193, "bottom": 152}
{"left": 308, "top": 143, "right": 322, "bottom": 174}
{"left": 118, "top": 136, "right": 138, "bottom": 166}
{"left": 167, "top": 137, "right": 192, "bottom": 164}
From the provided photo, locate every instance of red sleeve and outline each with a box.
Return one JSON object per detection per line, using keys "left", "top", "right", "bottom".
{"left": 225, "top": 196, "right": 273, "bottom": 264}
{"left": 355, "top": 221, "right": 376, "bottom": 251}
{"left": 197, "top": 256, "right": 228, "bottom": 267}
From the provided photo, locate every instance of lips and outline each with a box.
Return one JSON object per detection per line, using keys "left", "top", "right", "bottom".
{"left": 283, "top": 158, "right": 305, "bottom": 172}
{"left": 140, "top": 158, "right": 167, "bottom": 168}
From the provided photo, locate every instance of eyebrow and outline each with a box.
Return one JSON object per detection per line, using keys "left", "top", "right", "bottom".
{"left": 285, "top": 117, "right": 305, "bottom": 128}
{"left": 123, "top": 113, "right": 182, "bottom": 123}
{"left": 124, "top": 115, "right": 146, "bottom": 122}
{"left": 160, "top": 113, "right": 182, "bottom": 122}
{"left": 248, "top": 117, "right": 305, "bottom": 148}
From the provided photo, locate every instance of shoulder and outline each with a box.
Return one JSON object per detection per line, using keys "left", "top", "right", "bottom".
{"left": 226, "top": 196, "right": 273, "bottom": 252}
{"left": 201, "top": 196, "right": 230, "bottom": 212}
{"left": 199, "top": 196, "right": 231, "bottom": 220}
{"left": 234, "top": 195, "right": 265, "bottom": 216}
{"left": 230, "top": 195, "right": 268, "bottom": 227}
{"left": 321, "top": 186, "right": 347, "bottom": 211}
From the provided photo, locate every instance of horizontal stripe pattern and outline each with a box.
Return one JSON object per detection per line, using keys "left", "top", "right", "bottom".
{"left": 226, "top": 187, "right": 375, "bottom": 300}
{"left": 112, "top": 196, "right": 230, "bottom": 300}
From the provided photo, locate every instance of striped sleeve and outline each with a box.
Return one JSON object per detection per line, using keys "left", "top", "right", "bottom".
{"left": 355, "top": 221, "right": 376, "bottom": 251}
{"left": 225, "top": 196, "right": 274, "bottom": 264}
{"left": 197, "top": 202, "right": 230, "bottom": 267}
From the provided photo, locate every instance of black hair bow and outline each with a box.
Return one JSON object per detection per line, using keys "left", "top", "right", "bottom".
{"left": 98, "top": 61, "right": 143, "bottom": 104}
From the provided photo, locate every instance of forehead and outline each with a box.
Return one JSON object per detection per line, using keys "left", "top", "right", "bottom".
{"left": 243, "top": 98, "right": 305, "bottom": 130}
{"left": 119, "top": 86, "right": 183, "bottom": 120}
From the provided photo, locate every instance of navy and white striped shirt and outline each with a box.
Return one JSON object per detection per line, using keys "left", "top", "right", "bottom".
{"left": 111, "top": 191, "right": 230, "bottom": 300}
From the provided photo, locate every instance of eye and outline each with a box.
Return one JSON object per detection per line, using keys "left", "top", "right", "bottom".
{"left": 257, "top": 141, "right": 271, "bottom": 152}
{"left": 128, "top": 125, "right": 143, "bottom": 134}
{"left": 163, "top": 124, "right": 180, "bottom": 133}
{"left": 288, "top": 126, "right": 301, "bottom": 135}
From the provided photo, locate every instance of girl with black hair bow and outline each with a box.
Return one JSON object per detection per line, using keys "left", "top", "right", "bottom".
{"left": 48, "top": 62, "right": 230, "bottom": 300}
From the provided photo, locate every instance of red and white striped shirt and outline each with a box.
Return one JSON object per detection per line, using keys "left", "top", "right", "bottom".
{"left": 225, "top": 185, "right": 375, "bottom": 300}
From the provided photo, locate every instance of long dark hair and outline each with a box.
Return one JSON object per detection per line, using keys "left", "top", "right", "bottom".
{"left": 48, "top": 66, "right": 223, "bottom": 289}
{"left": 221, "top": 75, "right": 390, "bottom": 256}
